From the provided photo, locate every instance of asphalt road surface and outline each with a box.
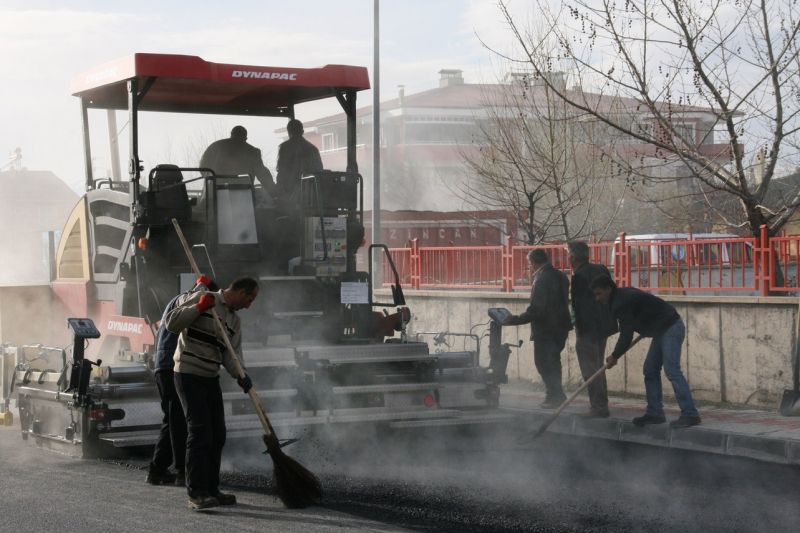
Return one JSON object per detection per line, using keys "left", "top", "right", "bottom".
{"left": 0, "top": 422, "right": 799, "bottom": 532}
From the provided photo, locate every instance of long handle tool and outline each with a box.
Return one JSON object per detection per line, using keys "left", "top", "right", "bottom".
{"left": 518, "top": 335, "right": 643, "bottom": 444}
{"left": 171, "top": 218, "right": 321, "bottom": 508}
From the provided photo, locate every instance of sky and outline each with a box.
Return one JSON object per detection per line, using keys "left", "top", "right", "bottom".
{"left": 0, "top": 0, "right": 523, "bottom": 193}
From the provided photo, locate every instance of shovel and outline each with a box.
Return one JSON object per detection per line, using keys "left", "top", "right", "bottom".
{"left": 779, "top": 295, "right": 800, "bottom": 416}
{"left": 518, "top": 335, "right": 643, "bottom": 444}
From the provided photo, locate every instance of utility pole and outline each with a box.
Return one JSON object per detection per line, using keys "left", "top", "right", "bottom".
{"left": 372, "top": 0, "right": 381, "bottom": 288}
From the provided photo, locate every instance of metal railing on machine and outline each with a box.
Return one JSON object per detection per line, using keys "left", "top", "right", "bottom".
{"left": 381, "top": 225, "right": 793, "bottom": 296}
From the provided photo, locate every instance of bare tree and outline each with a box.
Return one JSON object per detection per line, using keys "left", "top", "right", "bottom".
{"left": 458, "top": 72, "right": 625, "bottom": 244}
{"left": 488, "top": 0, "right": 800, "bottom": 241}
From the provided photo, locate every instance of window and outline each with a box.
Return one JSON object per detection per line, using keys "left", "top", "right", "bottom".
{"left": 404, "top": 120, "right": 478, "bottom": 145}
{"left": 672, "top": 122, "right": 696, "bottom": 145}
{"left": 573, "top": 122, "right": 594, "bottom": 143}
{"left": 322, "top": 133, "right": 335, "bottom": 151}
{"left": 628, "top": 121, "right": 651, "bottom": 143}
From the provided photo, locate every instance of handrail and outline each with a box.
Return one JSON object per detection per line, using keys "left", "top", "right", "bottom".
{"left": 376, "top": 226, "right": 796, "bottom": 295}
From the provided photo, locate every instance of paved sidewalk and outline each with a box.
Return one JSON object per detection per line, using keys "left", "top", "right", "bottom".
{"left": 501, "top": 381, "right": 800, "bottom": 465}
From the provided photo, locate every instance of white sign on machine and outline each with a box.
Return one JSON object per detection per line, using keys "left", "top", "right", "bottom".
{"left": 340, "top": 282, "right": 369, "bottom": 304}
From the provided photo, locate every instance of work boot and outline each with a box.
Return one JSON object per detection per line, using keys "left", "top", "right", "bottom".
{"left": 188, "top": 495, "right": 219, "bottom": 511}
{"left": 580, "top": 407, "right": 610, "bottom": 419}
{"left": 632, "top": 414, "right": 667, "bottom": 427}
{"left": 670, "top": 415, "right": 701, "bottom": 428}
{"left": 174, "top": 469, "right": 185, "bottom": 487}
{"left": 540, "top": 395, "right": 567, "bottom": 409}
{"left": 211, "top": 491, "right": 237, "bottom": 506}
{"left": 146, "top": 469, "right": 177, "bottom": 485}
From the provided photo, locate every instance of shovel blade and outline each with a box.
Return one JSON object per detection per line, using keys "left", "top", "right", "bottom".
{"left": 779, "top": 389, "right": 800, "bottom": 416}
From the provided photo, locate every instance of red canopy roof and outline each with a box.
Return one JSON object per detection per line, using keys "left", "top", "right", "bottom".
{"left": 71, "top": 53, "right": 370, "bottom": 116}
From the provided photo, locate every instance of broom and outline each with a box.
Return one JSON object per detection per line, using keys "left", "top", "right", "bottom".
{"left": 518, "top": 335, "right": 643, "bottom": 445}
{"left": 171, "top": 219, "right": 322, "bottom": 508}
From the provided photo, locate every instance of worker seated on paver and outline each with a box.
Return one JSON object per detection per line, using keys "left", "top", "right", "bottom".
{"left": 591, "top": 274, "right": 701, "bottom": 429}
{"left": 275, "top": 119, "right": 323, "bottom": 203}
{"left": 200, "top": 125, "right": 275, "bottom": 192}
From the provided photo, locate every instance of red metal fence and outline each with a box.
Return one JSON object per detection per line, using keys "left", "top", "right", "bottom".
{"left": 381, "top": 225, "right": 799, "bottom": 295}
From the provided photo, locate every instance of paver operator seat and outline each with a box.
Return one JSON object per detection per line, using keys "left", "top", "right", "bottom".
{"left": 150, "top": 164, "right": 191, "bottom": 222}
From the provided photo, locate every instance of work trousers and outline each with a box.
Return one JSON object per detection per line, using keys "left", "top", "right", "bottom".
{"left": 643, "top": 320, "right": 700, "bottom": 418}
{"left": 533, "top": 333, "right": 567, "bottom": 401}
{"left": 149, "top": 369, "right": 187, "bottom": 474}
{"left": 174, "top": 372, "right": 226, "bottom": 498}
{"left": 575, "top": 332, "right": 608, "bottom": 410}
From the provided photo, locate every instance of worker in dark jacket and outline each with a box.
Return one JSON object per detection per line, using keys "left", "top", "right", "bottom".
{"left": 146, "top": 276, "right": 218, "bottom": 487}
{"left": 166, "top": 277, "right": 258, "bottom": 511}
{"left": 568, "top": 241, "right": 616, "bottom": 418}
{"left": 505, "top": 249, "right": 572, "bottom": 408}
{"left": 275, "top": 119, "right": 323, "bottom": 201}
{"left": 591, "top": 275, "right": 701, "bottom": 428}
{"left": 200, "top": 125, "right": 274, "bottom": 190}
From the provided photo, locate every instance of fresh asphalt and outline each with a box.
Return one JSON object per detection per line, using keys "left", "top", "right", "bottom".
{"left": 1, "top": 420, "right": 799, "bottom": 532}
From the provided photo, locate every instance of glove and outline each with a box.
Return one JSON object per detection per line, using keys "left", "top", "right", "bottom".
{"left": 237, "top": 374, "right": 253, "bottom": 393}
{"left": 196, "top": 293, "right": 216, "bottom": 312}
{"left": 196, "top": 275, "right": 214, "bottom": 288}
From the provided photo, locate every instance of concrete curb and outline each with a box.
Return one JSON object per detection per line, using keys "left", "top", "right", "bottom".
{"left": 502, "top": 392, "right": 800, "bottom": 466}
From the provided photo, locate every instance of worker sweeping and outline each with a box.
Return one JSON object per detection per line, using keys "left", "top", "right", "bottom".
{"left": 166, "top": 277, "right": 259, "bottom": 510}
{"left": 591, "top": 275, "right": 701, "bottom": 428}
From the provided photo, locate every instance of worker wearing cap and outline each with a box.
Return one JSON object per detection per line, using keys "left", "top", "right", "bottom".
{"left": 200, "top": 126, "right": 274, "bottom": 190}
{"left": 504, "top": 249, "right": 572, "bottom": 408}
{"left": 146, "top": 275, "right": 219, "bottom": 488}
{"left": 166, "top": 277, "right": 258, "bottom": 510}
{"left": 591, "top": 274, "right": 701, "bottom": 428}
{"left": 275, "top": 119, "right": 323, "bottom": 201}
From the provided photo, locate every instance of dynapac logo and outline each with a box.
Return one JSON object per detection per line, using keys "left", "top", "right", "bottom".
{"left": 107, "top": 320, "right": 144, "bottom": 334}
{"left": 232, "top": 70, "right": 298, "bottom": 80}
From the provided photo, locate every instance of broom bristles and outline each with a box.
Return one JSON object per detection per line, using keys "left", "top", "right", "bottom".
{"left": 264, "top": 434, "right": 322, "bottom": 509}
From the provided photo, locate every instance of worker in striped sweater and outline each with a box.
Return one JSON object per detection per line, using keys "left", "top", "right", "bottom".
{"left": 166, "top": 276, "right": 259, "bottom": 510}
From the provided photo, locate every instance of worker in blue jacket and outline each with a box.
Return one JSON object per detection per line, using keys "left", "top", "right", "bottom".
{"left": 146, "top": 275, "right": 218, "bottom": 486}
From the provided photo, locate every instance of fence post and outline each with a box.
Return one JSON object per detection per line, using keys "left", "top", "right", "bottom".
{"left": 613, "top": 232, "right": 628, "bottom": 287}
{"left": 758, "top": 224, "right": 770, "bottom": 296}
{"left": 409, "top": 239, "right": 421, "bottom": 290}
{"left": 502, "top": 236, "right": 514, "bottom": 292}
